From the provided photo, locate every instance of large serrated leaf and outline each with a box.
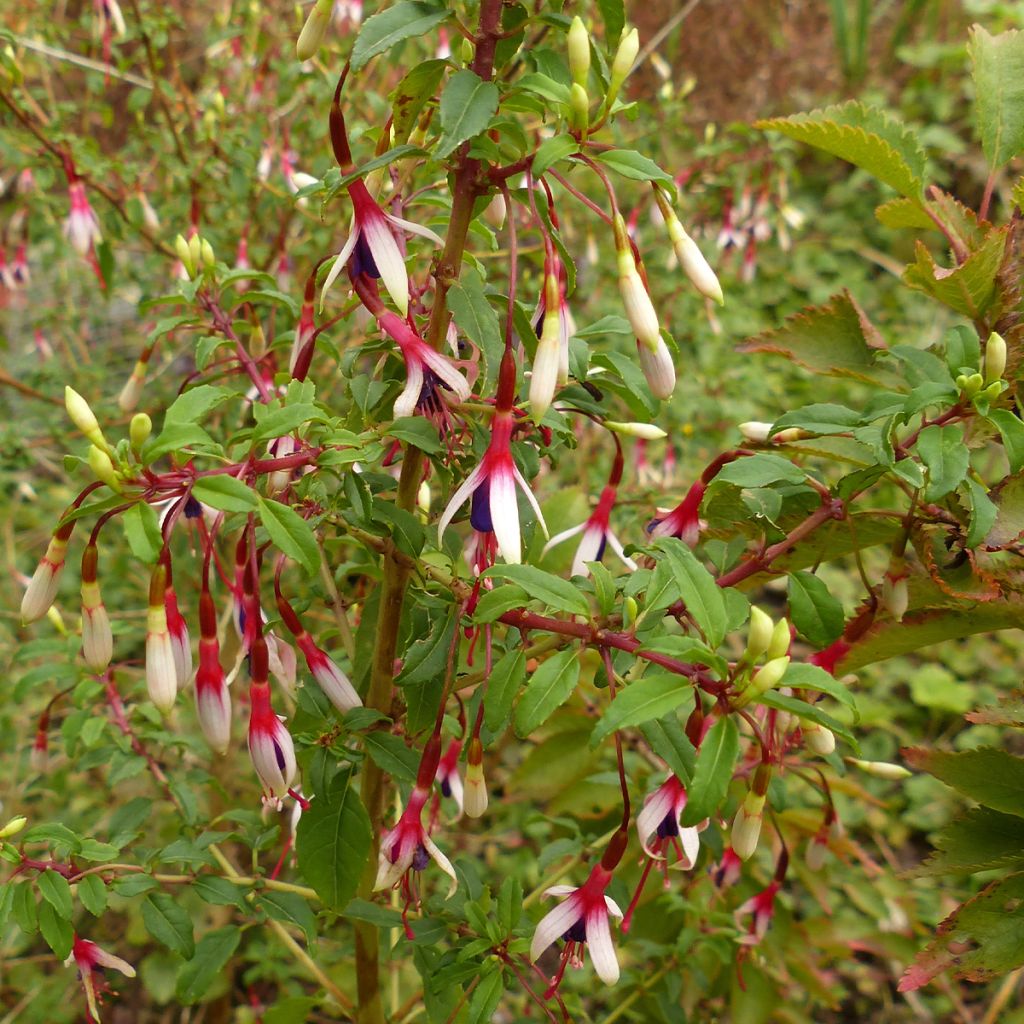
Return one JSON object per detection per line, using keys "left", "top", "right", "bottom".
{"left": 969, "top": 25, "right": 1024, "bottom": 170}
{"left": 757, "top": 101, "right": 927, "bottom": 199}
{"left": 904, "top": 746, "right": 1024, "bottom": 816}
{"left": 916, "top": 806, "right": 1024, "bottom": 876}
{"left": 902, "top": 229, "right": 1007, "bottom": 318}
{"left": 351, "top": 3, "right": 450, "bottom": 70}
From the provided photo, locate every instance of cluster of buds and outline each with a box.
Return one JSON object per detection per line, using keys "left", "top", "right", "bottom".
{"left": 732, "top": 606, "right": 791, "bottom": 709}
{"left": 174, "top": 230, "right": 216, "bottom": 280}
{"left": 956, "top": 330, "right": 1007, "bottom": 406}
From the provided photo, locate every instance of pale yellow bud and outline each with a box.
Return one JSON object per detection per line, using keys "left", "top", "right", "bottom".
{"left": 129, "top": 413, "right": 152, "bottom": 451}
{"left": 847, "top": 758, "right": 912, "bottom": 780}
{"left": 604, "top": 421, "right": 668, "bottom": 440}
{"left": 174, "top": 234, "right": 194, "bottom": 276}
{"left": 88, "top": 445, "right": 122, "bottom": 492}
{"left": 745, "top": 607, "right": 774, "bottom": 661}
{"left": 766, "top": 618, "right": 791, "bottom": 660}
{"left": 984, "top": 331, "right": 1007, "bottom": 385}
{"left": 568, "top": 17, "right": 590, "bottom": 87}
{"left": 296, "top": 0, "right": 332, "bottom": 60}
{"left": 65, "top": 387, "right": 107, "bottom": 449}
{"left": 607, "top": 27, "right": 639, "bottom": 107}
{"left": 0, "top": 816, "right": 27, "bottom": 839}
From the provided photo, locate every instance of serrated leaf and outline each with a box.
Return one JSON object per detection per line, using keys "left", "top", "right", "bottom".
{"left": 917, "top": 424, "right": 970, "bottom": 501}
{"left": 296, "top": 768, "right": 372, "bottom": 911}
{"left": 781, "top": 662, "right": 857, "bottom": 716}
{"left": 904, "top": 746, "right": 1024, "bottom": 817}
{"left": 716, "top": 454, "right": 808, "bottom": 488}
{"left": 391, "top": 60, "right": 447, "bottom": 141}
{"left": 257, "top": 497, "right": 320, "bottom": 575}
{"left": 902, "top": 229, "right": 1007, "bottom": 318}
{"left": 788, "top": 571, "right": 845, "bottom": 647}
{"left": 987, "top": 411, "right": 1024, "bottom": 474}
{"left": 917, "top": 806, "right": 1024, "bottom": 876}
{"left": 483, "top": 648, "right": 526, "bottom": 733}
{"left": 969, "top": 25, "right": 1024, "bottom": 169}
{"left": 436, "top": 70, "right": 499, "bottom": 159}
{"left": 652, "top": 539, "right": 728, "bottom": 648}
{"left": 177, "top": 927, "right": 240, "bottom": 1004}
{"left": 143, "top": 892, "right": 195, "bottom": 958}
{"left": 472, "top": 584, "right": 530, "bottom": 623}
{"left": 165, "top": 385, "right": 233, "bottom": 425}
{"left": 351, "top": 3, "right": 450, "bottom": 70}
{"left": 191, "top": 475, "right": 257, "bottom": 512}
{"left": 483, "top": 565, "right": 590, "bottom": 617}
{"left": 875, "top": 197, "right": 935, "bottom": 229}
{"left": 758, "top": 690, "right": 855, "bottom": 746}
{"left": 756, "top": 101, "right": 927, "bottom": 199}
{"left": 680, "top": 716, "right": 739, "bottom": 826}
{"left": 467, "top": 966, "right": 504, "bottom": 1024}
{"left": 737, "top": 290, "right": 887, "bottom": 382}
{"left": 397, "top": 606, "right": 456, "bottom": 686}
{"left": 513, "top": 648, "right": 580, "bottom": 736}
{"left": 590, "top": 673, "right": 692, "bottom": 747}
{"left": 966, "top": 476, "right": 998, "bottom": 548}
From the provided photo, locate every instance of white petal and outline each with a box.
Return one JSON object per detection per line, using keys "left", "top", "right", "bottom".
{"left": 374, "top": 847, "right": 407, "bottom": 891}
{"left": 91, "top": 948, "right": 136, "bottom": 977}
{"left": 386, "top": 212, "right": 444, "bottom": 247}
{"left": 489, "top": 468, "right": 521, "bottom": 564}
{"left": 605, "top": 531, "right": 638, "bottom": 571}
{"left": 543, "top": 885, "right": 579, "bottom": 898}
{"left": 437, "top": 464, "right": 486, "bottom": 548}
{"left": 446, "top": 771, "right": 464, "bottom": 817}
{"left": 512, "top": 467, "right": 549, "bottom": 539}
{"left": 420, "top": 347, "right": 471, "bottom": 403}
{"left": 603, "top": 895, "right": 624, "bottom": 919}
{"left": 541, "top": 522, "right": 585, "bottom": 557}
{"left": 319, "top": 225, "right": 358, "bottom": 312}
{"left": 636, "top": 787, "right": 676, "bottom": 858}
{"left": 586, "top": 908, "right": 620, "bottom": 985}
{"left": 393, "top": 357, "right": 423, "bottom": 419}
{"left": 422, "top": 833, "right": 459, "bottom": 898}
{"left": 674, "top": 827, "right": 700, "bottom": 871}
{"left": 571, "top": 525, "right": 605, "bottom": 577}
{"left": 363, "top": 215, "right": 409, "bottom": 316}
{"left": 530, "top": 892, "right": 583, "bottom": 962}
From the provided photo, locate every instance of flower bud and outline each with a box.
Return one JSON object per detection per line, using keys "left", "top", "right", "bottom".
{"left": 188, "top": 232, "right": 202, "bottom": 270}
{"left": 296, "top": 0, "right": 332, "bottom": 60}
{"left": 248, "top": 673, "right": 297, "bottom": 803}
{"left": 984, "top": 331, "right": 1007, "bottom": 385}
{"left": 654, "top": 190, "right": 724, "bottom": 305}
{"left": 267, "top": 435, "right": 299, "bottom": 496}
{"left": 530, "top": 293, "right": 563, "bottom": 422}
{"left": 22, "top": 522, "right": 74, "bottom": 624}
{"left": 119, "top": 361, "right": 147, "bottom": 412}
{"left": 766, "top": 618, "right": 791, "bottom": 661}
{"left": 735, "top": 655, "right": 789, "bottom": 708}
{"left": 569, "top": 82, "right": 589, "bottom": 134}
{"left": 30, "top": 729, "right": 48, "bottom": 772}
{"left": 65, "top": 387, "right": 107, "bottom": 450}
{"left": 607, "top": 26, "right": 639, "bottom": 108}
{"left": 615, "top": 217, "right": 661, "bottom": 351}
{"left": 636, "top": 336, "right": 676, "bottom": 400}
{"left": 738, "top": 421, "right": 772, "bottom": 442}
{"left": 805, "top": 831, "right": 829, "bottom": 871}
{"left": 623, "top": 595, "right": 638, "bottom": 628}
{"left": 174, "top": 234, "right": 194, "bottom": 277}
{"left": 745, "top": 607, "right": 774, "bottom": 661}
{"left": 129, "top": 413, "right": 152, "bottom": 452}
{"left": 146, "top": 565, "right": 177, "bottom": 714}
{"left": 81, "top": 545, "right": 113, "bottom": 673}
{"left": 164, "top": 580, "right": 192, "bottom": 689}
{"left": 801, "top": 720, "right": 836, "bottom": 756}
{"left": 847, "top": 758, "right": 911, "bottom": 780}
{"left": 417, "top": 480, "right": 431, "bottom": 516}
{"left": 463, "top": 738, "right": 488, "bottom": 818}
{"left": 568, "top": 17, "right": 590, "bottom": 87}
{"left": 200, "top": 239, "right": 215, "bottom": 269}
{"left": 0, "top": 816, "right": 27, "bottom": 839}
{"left": 731, "top": 791, "right": 765, "bottom": 861}
{"left": 882, "top": 569, "right": 908, "bottom": 622}
{"left": 956, "top": 371, "right": 984, "bottom": 397}
{"left": 88, "top": 445, "right": 122, "bottom": 492}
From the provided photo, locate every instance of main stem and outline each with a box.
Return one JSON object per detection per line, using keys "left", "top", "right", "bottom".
{"left": 353, "top": 3, "right": 504, "bottom": 1020}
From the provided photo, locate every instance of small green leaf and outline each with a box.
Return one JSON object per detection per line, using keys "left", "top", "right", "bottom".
{"left": 191, "top": 876, "right": 247, "bottom": 911}
{"left": 191, "top": 476, "right": 257, "bottom": 512}
{"left": 788, "top": 571, "right": 845, "bottom": 648}
{"left": 77, "top": 874, "right": 108, "bottom": 916}
{"left": 640, "top": 715, "right": 697, "bottom": 783}
{"left": 448, "top": 267, "right": 503, "bottom": 386}
{"left": 437, "top": 70, "right": 500, "bottom": 159}
{"left": 165, "top": 385, "right": 233, "bottom": 425}
{"left": 387, "top": 417, "right": 444, "bottom": 455}
{"left": 758, "top": 691, "right": 855, "bottom": 746}
{"left": 483, "top": 565, "right": 590, "bottom": 617}
{"left": 716, "top": 454, "right": 807, "bottom": 488}
{"left": 257, "top": 891, "right": 318, "bottom": 946}
{"left": 484, "top": 648, "right": 527, "bottom": 733}
{"left": 296, "top": 768, "right": 372, "bottom": 911}
{"left": 532, "top": 134, "right": 579, "bottom": 178}
{"left": 467, "top": 966, "right": 504, "bottom": 1024}
{"left": 363, "top": 733, "right": 419, "bottom": 783}
{"left": 593, "top": 149, "right": 674, "bottom": 187}
{"left": 652, "top": 539, "right": 728, "bottom": 648}
{"left": 902, "top": 230, "right": 1007, "bottom": 318}
{"left": 781, "top": 663, "right": 858, "bottom": 716}
{"left": 257, "top": 497, "right": 320, "bottom": 574}
{"left": 966, "top": 477, "right": 998, "bottom": 548}
{"left": 987, "top": 410, "right": 1024, "bottom": 473}
{"left": 143, "top": 892, "right": 195, "bottom": 958}
{"left": 680, "top": 716, "right": 739, "bottom": 826}
{"left": 391, "top": 60, "right": 447, "bottom": 141}
{"left": 513, "top": 648, "right": 580, "bottom": 736}
{"left": 351, "top": 3, "right": 450, "bottom": 70}
{"left": 917, "top": 424, "right": 970, "bottom": 501}
{"left": 36, "top": 870, "right": 73, "bottom": 920}
{"left": 121, "top": 502, "right": 163, "bottom": 564}
{"left": 177, "top": 927, "right": 240, "bottom": 1004}
{"left": 37, "top": 902, "right": 73, "bottom": 960}
{"left": 969, "top": 25, "right": 1024, "bottom": 169}
{"left": 590, "top": 673, "right": 692, "bottom": 747}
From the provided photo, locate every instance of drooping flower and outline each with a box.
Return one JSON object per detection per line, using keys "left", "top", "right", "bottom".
{"left": 711, "top": 846, "right": 743, "bottom": 889}
{"left": 530, "top": 252, "right": 575, "bottom": 421}
{"left": 543, "top": 483, "right": 636, "bottom": 578}
{"left": 80, "top": 543, "right": 113, "bottom": 673}
{"left": 66, "top": 935, "right": 135, "bottom": 1023}
{"left": 735, "top": 880, "right": 780, "bottom": 945}
{"left": 530, "top": 862, "right": 624, "bottom": 993}
{"left": 647, "top": 479, "right": 706, "bottom": 547}
{"left": 22, "top": 520, "right": 75, "bottom": 624}
{"left": 163, "top": 562, "right": 192, "bottom": 689}
{"left": 64, "top": 181, "right": 102, "bottom": 257}
{"left": 463, "top": 736, "right": 488, "bottom": 818}
{"left": 195, "top": 587, "right": 230, "bottom": 755}
{"left": 377, "top": 310, "right": 470, "bottom": 420}
{"left": 434, "top": 738, "right": 464, "bottom": 815}
{"left": 247, "top": 637, "right": 297, "bottom": 805}
{"left": 636, "top": 774, "right": 700, "bottom": 869}
{"left": 145, "top": 563, "right": 177, "bottom": 714}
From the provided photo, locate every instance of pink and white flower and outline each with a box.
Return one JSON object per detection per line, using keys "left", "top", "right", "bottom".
{"left": 195, "top": 588, "right": 230, "bottom": 755}
{"left": 635, "top": 774, "right": 700, "bottom": 869}
{"left": 248, "top": 679, "right": 297, "bottom": 804}
{"left": 648, "top": 479, "right": 706, "bottom": 547}
{"left": 164, "top": 574, "right": 192, "bottom": 689}
{"left": 67, "top": 935, "right": 135, "bottom": 1023}
{"left": 321, "top": 179, "right": 442, "bottom": 316}
{"left": 64, "top": 181, "right": 102, "bottom": 257}
{"left": 435, "top": 738, "right": 464, "bottom": 815}
{"left": 530, "top": 863, "right": 623, "bottom": 993}
{"left": 735, "top": 880, "right": 780, "bottom": 945}
{"left": 543, "top": 484, "right": 636, "bottom": 577}
{"left": 530, "top": 253, "right": 575, "bottom": 420}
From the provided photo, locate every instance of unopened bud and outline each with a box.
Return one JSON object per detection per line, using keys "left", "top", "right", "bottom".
{"left": 119, "top": 362, "right": 146, "bottom": 411}
{"left": 984, "top": 331, "right": 1007, "bottom": 385}
{"left": 745, "top": 607, "right": 774, "bottom": 661}
{"left": 188, "top": 232, "right": 202, "bottom": 269}
{"left": 623, "top": 595, "right": 638, "bottom": 628}
{"left": 88, "top": 445, "right": 122, "bottom": 492}
{"left": 801, "top": 720, "right": 836, "bottom": 756}
{"left": 417, "top": 479, "right": 431, "bottom": 516}
{"left": 22, "top": 527, "right": 72, "bottom": 624}
{"left": 847, "top": 758, "right": 911, "bottom": 780}
{"left": 805, "top": 832, "right": 829, "bottom": 871}
{"left": 607, "top": 27, "right": 639, "bottom": 108}
{"left": 956, "top": 372, "right": 984, "bottom": 397}
{"left": 766, "top": 618, "right": 791, "bottom": 660}
{"left": 568, "top": 17, "right": 590, "bottom": 87}
{"left": 146, "top": 565, "right": 177, "bottom": 714}
{"left": 65, "top": 387, "right": 107, "bottom": 450}
{"left": 636, "top": 336, "right": 676, "bottom": 400}
{"left": 735, "top": 655, "right": 789, "bottom": 707}
{"left": 882, "top": 570, "right": 908, "bottom": 622}
{"left": 654, "top": 190, "right": 724, "bottom": 305}
{"left": 569, "top": 82, "right": 589, "bottom": 134}
{"left": 0, "top": 816, "right": 27, "bottom": 839}
{"left": 296, "top": 0, "right": 332, "bottom": 60}
{"left": 463, "top": 738, "right": 488, "bottom": 818}
{"left": 614, "top": 217, "right": 661, "bottom": 351}
{"left": 200, "top": 239, "right": 215, "bottom": 270}
{"left": 731, "top": 792, "right": 765, "bottom": 861}
{"left": 129, "top": 413, "right": 152, "bottom": 452}
{"left": 604, "top": 421, "right": 668, "bottom": 440}
{"left": 738, "top": 421, "right": 772, "bottom": 442}
{"left": 174, "top": 234, "right": 194, "bottom": 277}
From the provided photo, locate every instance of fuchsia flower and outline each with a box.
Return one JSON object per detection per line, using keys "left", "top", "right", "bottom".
{"left": 530, "top": 862, "right": 624, "bottom": 992}
{"left": 321, "top": 178, "right": 442, "bottom": 316}
{"left": 712, "top": 846, "right": 743, "bottom": 889}
{"left": 163, "top": 568, "right": 192, "bottom": 689}
{"left": 530, "top": 251, "right": 575, "bottom": 420}
{"left": 247, "top": 636, "right": 297, "bottom": 805}
{"left": 10, "top": 243, "right": 29, "bottom": 288}
{"left": 544, "top": 484, "right": 636, "bottom": 577}
{"left": 434, "top": 738, "right": 464, "bottom": 815}
{"left": 377, "top": 310, "right": 470, "bottom": 420}
{"left": 21, "top": 520, "right": 74, "bottom": 624}
{"left": 636, "top": 774, "right": 700, "bottom": 869}
{"left": 67, "top": 935, "right": 135, "bottom": 1023}
{"left": 648, "top": 479, "right": 706, "bottom": 547}
{"left": 735, "top": 880, "right": 780, "bottom": 946}
{"left": 64, "top": 181, "right": 102, "bottom": 257}
{"left": 195, "top": 588, "right": 231, "bottom": 755}
{"left": 145, "top": 563, "right": 178, "bottom": 715}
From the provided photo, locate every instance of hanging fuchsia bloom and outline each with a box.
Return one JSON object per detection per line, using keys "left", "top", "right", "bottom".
{"left": 531, "top": 862, "right": 624, "bottom": 993}
{"left": 289, "top": 273, "right": 317, "bottom": 378}
{"left": 712, "top": 846, "right": 743, "bottom": 889}
{"left": 648, "top": 479, "right": 706, "bottom": 547}
{"left": 64, "top": 181, "right": 102, "bottom": 257}
{"left": 195, "top": 587, "right": 231, "bottom": 755}
{"left": 333, "top": 0, "right": 362, "bottom": 31}
{"left": 435, "top": 738, "right": 464, "bottom": 815}
{"left": 67, "top": 935, "right": 135, "bottom": 1023}
{"left": 735, "top": 880, "right": 780, "bottom": 946}
{"left": 248, "top": 636, "right": 297, "bottom": 804}
{"left": 145, "top": 563, "right": 178, "bottom": 715}
{"left": 10, "top": 243, "right": 29, "bottom": 288}
{"left": 234, "top": 230, "right": 250, "bottom": 292}
{"left": 636, "top": 774, "right": 700, "bottom": 869}
{"left": 163, "top": 562, "right": 192, "bottom": 689}
{"left": 544, "top": 483, "right": 636, "bottom": 577}
{"left": 377, "top": 310, "right": 470, "bottom": 420}
{"left": 21, "top": 519, "right": 75, "bottom": 624}
{"left": 276, "top": 591, "right": 362, "bottom": 712}
{"left": 530, "top": 250, "right": 575, "bottom": 420}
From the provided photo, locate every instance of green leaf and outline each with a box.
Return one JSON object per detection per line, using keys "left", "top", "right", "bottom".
{"left": 596, "top": 0, "right": 624, "bottom": 42}
{"left": 788, "top": 571, "right": 845, "bottom": 647}
{"left": 265, "top": 998, "right": 320, "bottom": 1024}
{"left": 756, "top": 101, "right": 927, "bottom": 199}
{"left": 737, "top": 290, "right": 887, "bottom": 382}
{"left": 387, "top": 416, "right": 444, "bottom": 455}
{"left": 966, "top": 476, "right": 998, "bottom": 548}
{"left": 640, "top": 715, "right": 697, "bottom": 783}
{"left": 257, "top": 891, "right": 318, "bottom": 946}
{"left": 758, "top": 690, "right": 855, "bottom": 746}
{"left": 36, "top": 870, "right": 73, "bottom": 920}
{"left": 391, "top": 60, "right": 447, "bottom": 142}
{"left": 351, "top": 3, "right": 450, "bottom": 70}
{"left": 875, "top": 197, "right": 935, "bottom": 229}
{"left": 191, "top": 475, "right": 257, "bottom": 512}
{"left": 363, "top": 732, "right": 419, "bottom": 784}
{"left": 513, "top": 648, "right": 580, "bottom": 736}
{"left": 771, "top": 403, "right": 864, "bottom": 435}
{"left": 902, "top": 229, "right": 1007, "bottom": 318}
{"left": 145, "top": 422, "right": 216, "bottom": 460}
{"left": 436, "top": 70, "right": 500, "bottom": 159}
{"left": 257, "top": 497, "right": 320, "bottom": 575}
{"left": 296, "top": 768, "right": 372, "bottom": 911}
{"left": 191, "top": 876, "right": 247, "bottom": 911}
{"left": 77, "top": 874, "right": 108, "bottom": 916}
{"left": 652, "top": 539, "right": 729, "bottom": 648}
{"left": 593, "top": 149, "right": 674, "bottom": 187}
{"left": 143, "top": 892, "right": 196, "bottom": 958}
{"left": 165, "top": 385, "right": 233, "bottom": 425}
{"left": 781, "top": 662, "right": 858, "bottom": 716}
{"left": 177, "top": 927, "right": 240, "bottom": 1004}
{"left": 987, "top": 410, "right": 1024, "bottom": 473}
{"left": 969, "top": 26, "right": 1024, "bottom": 169}
{"left": 987, "top": 471, "right": 1024, "bottom": 547}
{"left": 472, "top": 584, "right": 530, "bottom": 623}
{"left": 37, "top": 902, "right": 73, "bottom": 960}
{"left": 590, "top": 673, "right": 692, "bottom": 747}
{"left": 483, "top": 565, "right": 590, "bottom": 617}
{"left": 121, "top": 501, "right": 163, "bottom": 564}
{"left": 398, "top": 607, "right": 456, "bottom": 687}
{"left": 917, "top": 424, "right": 970, "bottom": 501}
{"left": 12, "top": 881, "right": 37, "bottom": 936}
{"left": 680, "top": 716, "right": 739, "bottom": 826}
{"left": 904, "top": 746, "right": 1024, "bottom": 817}
{"left": 918, "top": 806, "right": 1024, "bottom": 876}
{"left": 467, "top": 966, "right": 504, "bottom": 1024}
{"left": 448, "top": 266, "right": 503, "bottom": 385}
{"left": 483, "top": 648, "right": 527, "bottom": 733}
{"left": 716, "top": 454, "right": 807, "bottom": 488}
{"left": 532, "top": 134, "right": 579, "bottom": 178}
